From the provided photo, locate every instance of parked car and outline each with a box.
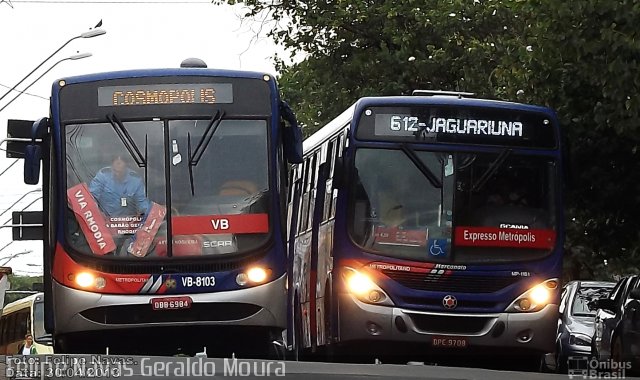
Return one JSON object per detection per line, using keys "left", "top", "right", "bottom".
{"left": 553, "top": 280, "right": 615, "bottom": 372}
{"left": 590, "top": 275, "right": 640, "bottom": 373}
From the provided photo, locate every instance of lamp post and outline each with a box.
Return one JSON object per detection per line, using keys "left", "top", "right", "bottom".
{"left": 0, "top": 52, "right": 92, "bottom": 114}
{"left": 0, "top": 28, "right": 105, "bottom": 105}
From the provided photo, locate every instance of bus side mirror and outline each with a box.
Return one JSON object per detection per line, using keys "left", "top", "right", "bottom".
{"left": 24, "top": 144, "right": 42, "bottom": 185}
{"left": 280, "top": 101, "right": 303, "bottom": 164}
{"left": 24, "top": 117, "right": 48, "bottom": 185}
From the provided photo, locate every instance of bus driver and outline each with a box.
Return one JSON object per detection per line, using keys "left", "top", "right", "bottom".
{"left": 89, "top": 155, "right": 151, "bottom": 218}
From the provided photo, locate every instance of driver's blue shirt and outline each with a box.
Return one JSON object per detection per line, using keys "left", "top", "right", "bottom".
{"left": 89, "top": 167, "right": 151, "bottom": 218}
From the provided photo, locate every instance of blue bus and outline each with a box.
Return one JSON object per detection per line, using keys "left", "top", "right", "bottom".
{"left": 287, "top": 91, "right": 563, "bottom": 364}
{"left": 15, "top": 59, "right": 302, "bottom": 355}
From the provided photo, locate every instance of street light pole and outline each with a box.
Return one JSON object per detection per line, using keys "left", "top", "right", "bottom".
{"left": 0, "top": 52, "right": 92, "bottom": 114}
{"left": 0, "top": 28, "right": 105, "bottom": 105}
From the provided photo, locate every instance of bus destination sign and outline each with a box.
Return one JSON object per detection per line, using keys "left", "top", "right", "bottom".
{"left": 97, "top": 83, "right": 233, "bottom": 106}
{"left": 357, "top": 107, "right": 557, "bottom": 148}
{"left": 376, "top": 115, "right": 524, "bottom": 138}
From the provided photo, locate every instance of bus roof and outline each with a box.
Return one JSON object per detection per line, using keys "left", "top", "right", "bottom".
{"left": 353, "top": 95, "right": 557, "bottom": 117}
{"left": 2, "top": 292, "right": 43, "bottom": 315}
{"left": 303, "top": 104, "right": 355, "bottom": 153}
{"left": 54, "top": 67, "right": 275, "bottom": 86}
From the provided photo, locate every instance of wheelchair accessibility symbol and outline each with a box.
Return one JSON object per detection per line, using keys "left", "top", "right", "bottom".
{"left": 428, "top": 239, "right": 448, "bottom": 257}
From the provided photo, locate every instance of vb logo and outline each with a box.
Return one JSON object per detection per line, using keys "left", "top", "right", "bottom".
{"left": 211, "top": 218, "right": 230, "bottom": 230}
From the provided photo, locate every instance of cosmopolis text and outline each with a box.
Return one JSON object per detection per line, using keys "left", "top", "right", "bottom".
{"left": 5, "top": 355, "right": 286, "bottom": 377}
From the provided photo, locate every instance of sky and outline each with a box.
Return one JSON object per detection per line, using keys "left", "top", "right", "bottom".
{"left": 0, "top": 0, "right": 284, "bottom": 275}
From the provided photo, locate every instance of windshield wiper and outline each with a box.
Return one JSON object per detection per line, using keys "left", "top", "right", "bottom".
{"left": 400, "top": 143, "right": 442, "bottom": 188}
{"left": 472, "top": 148, "right": 512, "bottom": 193}
{"left": 187, "top": 110, "right": 225, "bottom": 195}
{"left": 106, "top": 113, "right": 149, "bottom": 190}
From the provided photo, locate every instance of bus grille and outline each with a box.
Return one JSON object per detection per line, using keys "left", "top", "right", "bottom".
{"left": 406, "top": 313, "right": 494, "bottom": 334}
{"left": 400, "top": 296, "right": 499, "bottom": 309}
{"left": 381, "top": 270, "right": 519, "bottom": 293}
{"left": 80, "top": 258, "right": 254, "bottom": 274}
{"left": 80, "top": 303, "right": 261, "bottom": 324}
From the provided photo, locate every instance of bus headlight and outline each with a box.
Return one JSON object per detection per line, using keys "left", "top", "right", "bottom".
{"left": 247, "top": 267, "right": 268, "bottom": 283}
{"left": 236, "top": 267, "right": 270, "bottom": 286}
{"left": 506, "top": 278, "right": 558, "bottom": 313}
{"left": 342, "top": 267, "right": 392, "bottom": 306}
{"left": 75, "top": 272, "right": 95, "bottom": 288}
{"left": 74, "top": 272, "right": 106, "bottom": 289}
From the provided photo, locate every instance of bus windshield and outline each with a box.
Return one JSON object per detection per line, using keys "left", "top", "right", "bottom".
{"left": 349, "top": 148, "right": 557, "bottom": 263}
{"left": 65, "top": 119, "right": 270, "bottom": 259}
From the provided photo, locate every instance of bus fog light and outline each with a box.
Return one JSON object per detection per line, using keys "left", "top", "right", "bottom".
{"left": 236, "top": 273, "right": 248, "bottom": 286}
{"left": 516, "top": 329, "right": 533, "bottom": 343}
{"left": 247, "top": 267, "right": 267, "bottom": 283}
{"left": 75, "top": 272, "right": 94, "bottom": 288}
{"left": 366, "top": 322, "right": 382, "bottom": 335}
{"left": 94, "top": 277, "right": 106, "bottom": 289}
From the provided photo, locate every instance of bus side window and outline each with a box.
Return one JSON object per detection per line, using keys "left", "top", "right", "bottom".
{"left": 298, "top": 159, "right": 310, "bottom": 233}
{"left": 331, "top": 132, "right": 346, "bottom": 219}
{"left": 306, "top": 153, "right": 319, "bottom": 230}
{"left": 323, "top": 139, "right": 336, "bottom": 222}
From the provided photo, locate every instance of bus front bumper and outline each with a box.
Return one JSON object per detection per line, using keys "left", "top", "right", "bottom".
{"left": 52, "top": 275, "right": 286, "bottom": 334}
{"left": 338, "top": 293, "right": 558, "bottom": 353}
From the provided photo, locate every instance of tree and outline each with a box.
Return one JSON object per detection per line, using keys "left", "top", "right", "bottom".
{"left": 217, "top": 0, "right": 535, "bottom": 133}
{"left": 503, "top": 0, "right": 640, "bottom": 279}
{"left": 4, "top": 274, "right": 43, "bottom": 304}
{"left": 216, "top": 0, "right": 640, "bottom": 279}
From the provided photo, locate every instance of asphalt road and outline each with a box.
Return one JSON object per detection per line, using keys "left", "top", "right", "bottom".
{"left": 5, "top": 355, "right": 639, "bottom": 380}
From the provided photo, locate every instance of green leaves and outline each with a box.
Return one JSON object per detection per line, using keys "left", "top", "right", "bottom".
{"left": 216, "top": 0, "right": 640, "bottom": 279}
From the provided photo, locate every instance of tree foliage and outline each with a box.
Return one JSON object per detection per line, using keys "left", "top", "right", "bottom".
{"left": 4, "top": 275, "right": 43, "bottom": 304}
{"left": 216, "top": 0, "right": 640, "bottom": 280}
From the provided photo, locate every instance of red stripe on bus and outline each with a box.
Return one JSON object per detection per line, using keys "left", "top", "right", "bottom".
{"left": 172, "top": 214, "right": 269, "bottom": 235}
{"left": 454, "top": 226, "right": 556, "bottom": 249}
